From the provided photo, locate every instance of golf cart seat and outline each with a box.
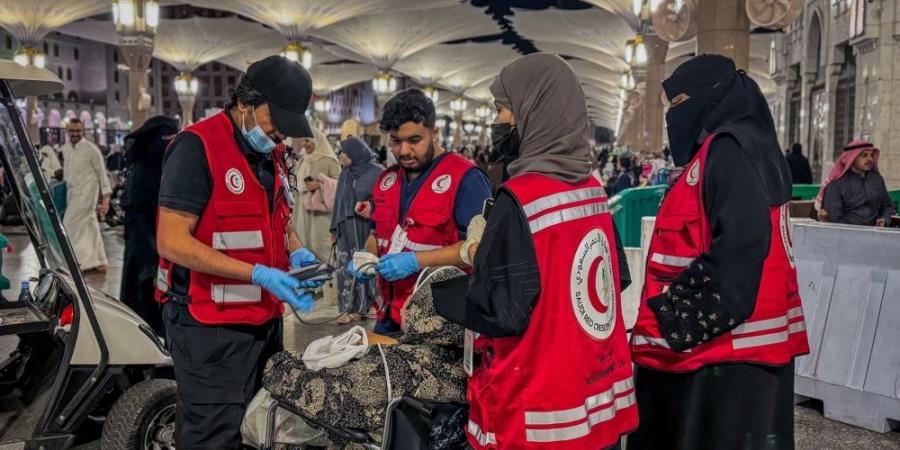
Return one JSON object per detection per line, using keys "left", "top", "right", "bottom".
{"left": 258, "top": 394, "right": 470, "bottom": 450}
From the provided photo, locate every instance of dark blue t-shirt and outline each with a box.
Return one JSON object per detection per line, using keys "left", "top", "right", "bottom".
{"left": 375, "top": 153, "right": 492, "bottom": 239}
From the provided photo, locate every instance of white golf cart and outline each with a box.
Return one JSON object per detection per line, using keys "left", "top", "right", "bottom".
{"left": 0, "top": 61, "right": 175, "bottom": 449}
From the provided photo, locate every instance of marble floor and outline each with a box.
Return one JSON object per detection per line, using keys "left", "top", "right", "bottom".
{"left": 0, "top": 225, "right": 898, "bottom": 449}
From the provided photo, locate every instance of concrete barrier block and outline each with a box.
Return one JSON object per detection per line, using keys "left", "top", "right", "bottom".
{"left": 793, "top": 222, "right": 900, "bottom": 433}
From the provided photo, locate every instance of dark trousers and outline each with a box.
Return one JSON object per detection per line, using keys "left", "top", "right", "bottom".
{"left": 163, "top": 302, "right": 282, "bottom": 449}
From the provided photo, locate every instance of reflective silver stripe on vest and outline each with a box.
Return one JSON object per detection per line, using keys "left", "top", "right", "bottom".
{"left": 467, "top": 420, "right": 497, "bottom": 446}
{"left": 157, "top": 267, "right": 169, "bottom": 292}
{"left": 524, "top": 390, "right": 637, "bottom": 443}
{"left": 522, "top": 187, "right": 606, "bottom": 218}
{"left": 528, "top": 202, "right": 609, "bottom": 234}
{"left": 732, "top": 315, "right": 788, "bottom": 335}
{"left": 631, "top": 334, "right": 672, "bottom": 349}
{"left": 788, "top": 306, "right": 804, "bottom": 319}
{"left": 732, "top": 329, "right": 789, "bottom": 350}
{"left": 524, "top": 377, "right": 634, "bottom": 426}
{"left": 649, "top": 252, "right": 695, "bottom": 267}
{"left": 789, "top": 321, "right": 806, "bottom": 333}
{"left": 211, "top": 284, "right": 262, "bottom": 303}
{"left": 212, "top": 231, "right": 264, "bottom": 250}
{"left": 404, "top": 240, "right": 442, "bottom": 252}
{"left": 377, "top": 238, "right": 389, "bottom": 248}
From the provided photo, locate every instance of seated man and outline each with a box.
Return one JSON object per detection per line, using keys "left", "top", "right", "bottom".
{"left": 263, "top": 267, "right": 468, "bottom": 449}
{"left": 817, "top": 140, "right": 895, "bottom": 226}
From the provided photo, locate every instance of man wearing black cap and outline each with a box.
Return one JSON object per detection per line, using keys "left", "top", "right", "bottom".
{"left": 155, "top": 56, "right": 322, "bottom": 448}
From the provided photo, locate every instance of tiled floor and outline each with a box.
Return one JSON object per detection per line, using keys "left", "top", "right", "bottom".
{"left": 1, "top": 226, "right": 898, "bottom": 449}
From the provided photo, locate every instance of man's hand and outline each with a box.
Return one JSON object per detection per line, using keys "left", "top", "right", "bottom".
{"left": 377, "top": 252, "right": 419, "bottom": 281}
{"left": 251, "top": 264, "right": 315, "bottom": 311}
{"left": 355, "top": 200, "right": 372, "bottom": 219}
{"left": 876, "top": 218, "right": 887, "bottom": 228}
{"left": 290, "top": 247, "right": 319, "bottom": 269}
{"left": 97, "top": 196, "right": 110, "bottom": 219}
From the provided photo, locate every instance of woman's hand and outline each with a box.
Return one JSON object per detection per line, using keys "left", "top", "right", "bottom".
{"left": 304, "top": 179, "right": 321, "bottom": 192}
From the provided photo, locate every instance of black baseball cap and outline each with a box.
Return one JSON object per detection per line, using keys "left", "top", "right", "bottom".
{"left": 245, "top": 55, "right": 314, "bottom": 138}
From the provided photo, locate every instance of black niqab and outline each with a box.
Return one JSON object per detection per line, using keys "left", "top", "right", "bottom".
{"left": 663, "top": 55, "right": 792, "bottom": 205}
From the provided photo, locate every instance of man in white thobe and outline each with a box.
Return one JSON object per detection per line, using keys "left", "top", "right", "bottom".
{"left": 62, "top": 119, "right": 111, "bottom": 272}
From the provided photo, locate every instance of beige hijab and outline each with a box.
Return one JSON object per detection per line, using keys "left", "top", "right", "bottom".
{"left": 297, "top": 128, "right": 339, "bottom": 179}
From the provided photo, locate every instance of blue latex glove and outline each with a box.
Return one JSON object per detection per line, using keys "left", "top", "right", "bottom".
{"left": 348, "top": 260, "right": 374, "bottom": 282}
{"left": 377, "top": 252, "right": 420, "bottom": 282}
{"left": 251, "top": 264, "right": 315, "bottom": 311}
{"left": 290, "top": 247, "right": 319, "bottom": 269}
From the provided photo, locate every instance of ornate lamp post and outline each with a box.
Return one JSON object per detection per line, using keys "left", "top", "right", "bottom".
{"left": 449, "top": 96, "right": 467, "bottom": 149}
{"left": 475, "top": 104, "right": 492, "bottom": 146}
{"left": 113, "top": 0, "right": 159, "bottom": 129}
{"left": 281, "top": 41, "right": 313, "bottom": 69}
{"left": 174, "top": 72, "right": 199, "bottom": 126}
{"left": 313, "top": 97, "right": 332, "bottom": 129}
{"left": 422, "top": 86, "right": 440, "bottom": 104}
{"left": 13, "top": 45, "right": 46, "bottom": 141}
{"left": 372, "top": 71, "right": 398, "bottom": 96}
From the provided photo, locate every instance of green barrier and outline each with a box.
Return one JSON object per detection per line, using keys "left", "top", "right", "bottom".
{"left": 792, "top": 184, "right": 821, "bottom": 200}
{"left": 609, "top": 185, "right": 667, "bottom": 247}
{"left": 890, "top": 190, "right": 900, "bottom": 205}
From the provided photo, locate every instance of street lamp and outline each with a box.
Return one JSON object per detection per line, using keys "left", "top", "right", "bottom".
{"left": 113, "top": 0, "right": 158, "bottom": 129}
{"left": 625, "top": 35, "right": 647, "bottom": 67}
{"left": 281, "top": 41, "right": 313, "bottom": 69}
{"left": 372, "top": 71, "right": 397, "bottom": 95}
{"left": 14, "top": 46, "right": 45, "bottom": 69}
{"left": 314, "top": 98, "right": 332, "bottom": 114}
{"left": 475, "top": 104, "right": 492, "bottom": 121}
{"left": 449, "top": 96, "right": 468, "bottom": 114}
{"left": 621, "top": 71, "right": 636, "bottom": 90}
{"left": 174, "top": 73, "right": 199, "bottom": 126}
{"left": 112, "top": 0, "right": 159, "bottom": 33}
{"left": 423, "top": 86, "right": 439, "bottom": 104}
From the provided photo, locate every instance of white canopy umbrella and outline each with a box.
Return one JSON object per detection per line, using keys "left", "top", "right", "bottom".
{"left": 310, "top": 6, "right": 500, "bottom": 71}
{"left": 0, "top": 0, "right": 109, "bottom": 45}
{"left": 309, "top": 63, "right": 378, "bottom": 96}
{"left": 218, "top": 46, "right": 339, "bottom": 73}
{"left": 59, "top": 17, "right": 281, "bottom": 72}
{"left": 512, "top": 8, "right": 636, "bottom": 66}
{"left": 394, "top": 42, "right": 517, "bottom": 87}
{"left": 185, "top": 0, "right": 458, "bottom": 42}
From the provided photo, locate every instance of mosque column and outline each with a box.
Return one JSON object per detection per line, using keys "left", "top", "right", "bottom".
{"left": 119, "top": 40, "right": 154, "bottom": 130}
{"left": 643, "top": 34, "right": 669, "bottom": 155}
{"left": 695, "top": 0, "right": 751, "bottom": 71}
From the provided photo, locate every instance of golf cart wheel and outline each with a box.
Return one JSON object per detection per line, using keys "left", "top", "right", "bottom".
{"left": 100, "top": 379, "right": 177, "bottom": 450}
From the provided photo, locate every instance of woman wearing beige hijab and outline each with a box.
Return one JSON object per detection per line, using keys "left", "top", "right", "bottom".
{"left": 292, "top": 128, "right": 341, "bottom": 301}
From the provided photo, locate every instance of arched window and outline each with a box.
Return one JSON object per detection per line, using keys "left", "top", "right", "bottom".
{"left": 66, "top": 68, "right": 72, "bottom": 81}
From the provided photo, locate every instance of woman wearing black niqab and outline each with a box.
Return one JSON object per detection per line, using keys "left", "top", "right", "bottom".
{"left": 119, "top": 116, "right": 178, "bottom": 337}
{"left": 628, "top": 55, "right": 807, "bottom": 450}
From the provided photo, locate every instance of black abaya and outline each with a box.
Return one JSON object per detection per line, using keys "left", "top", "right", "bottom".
{"left": 120, "top": 117, "right": 177, "bottom": 337}
{"left": 629, "top": 362, "right": 795, "bottom": 450}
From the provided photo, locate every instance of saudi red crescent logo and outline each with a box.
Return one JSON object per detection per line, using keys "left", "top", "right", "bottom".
{"left": 431, "top": 174, "right": 452, "bottom": 194}
{"left": 225, "top": 168, "right": 245, "bottom": 194}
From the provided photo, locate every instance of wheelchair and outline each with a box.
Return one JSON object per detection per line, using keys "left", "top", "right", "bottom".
{"left": 259, "top": 395, "right": 470, "bottom": 450}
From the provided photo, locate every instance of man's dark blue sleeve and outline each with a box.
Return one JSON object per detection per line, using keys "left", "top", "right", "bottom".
{"left": 453, "top": 169, "right": 493, "bottom": 238}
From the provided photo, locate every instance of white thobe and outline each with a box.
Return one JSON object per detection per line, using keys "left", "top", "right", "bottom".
{"left": 38, "top": 145, "right": 61, "bottom": 181}
{"left": 62, "top": 139, "right": 112, "bottom": 269}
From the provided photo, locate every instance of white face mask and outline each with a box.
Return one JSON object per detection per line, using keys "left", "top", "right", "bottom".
{"left": 241, "top": 106, "right": 277, "bottom": 154}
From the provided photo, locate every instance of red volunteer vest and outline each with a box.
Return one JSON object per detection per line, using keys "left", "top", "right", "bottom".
{"left": 467, "top": 174, "right": 638, "bottom": 450}
{"left": 154, "top": 112, "right": 290, "bottom": 325}
{"left": 370, "top": 152, "right": 474, "bottom": 324}
{"left": 630, "top": 133, "right": 809, "bottom": 372}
